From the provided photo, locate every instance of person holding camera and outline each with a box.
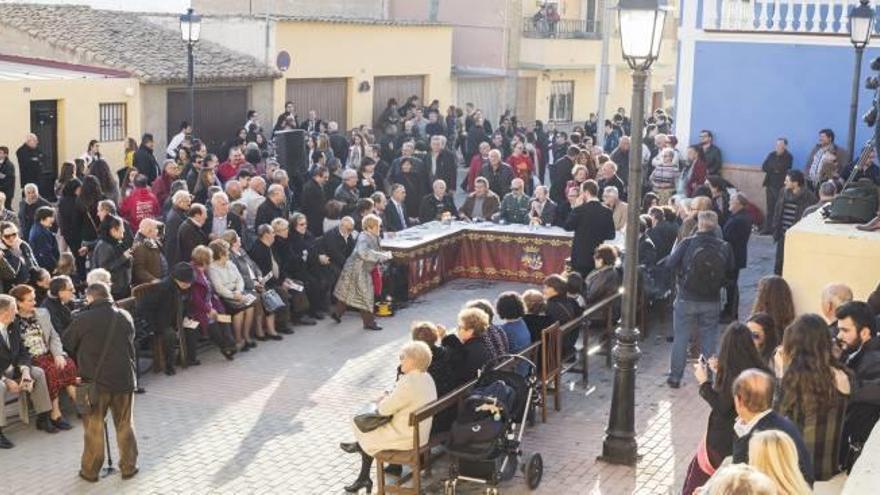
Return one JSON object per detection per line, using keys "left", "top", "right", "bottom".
{"left": 91, "top": 215, "right": 133, "bottom": 300}
{"left": 0, "top": 293, "right": 55, "bottom": 448}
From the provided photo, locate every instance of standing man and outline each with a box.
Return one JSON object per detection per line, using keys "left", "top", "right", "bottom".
{"left": 772, "top": 170, "right": 817, "bottom": 275}
{"left": 699, "top": 129, "right": 723, "bottom": 176}
{"left": 549, "top": 145, "right": 579, "bottom": 205}
{"left": 0, "top": 146, "right": 15, "bottom": 210}
{"left": 760, "top": 138, "right": 792, "bottom": 234}
{"left": 427, "top": 135, "right": 457, "bottom": 193}
{"left": 564, "top": 180, "right": 616, "bottom": 277}
{"left": 664, "top": 211, "right": 734, "bottom": 388}
{"left": 63, "top": 282, "right": 138, "bottom": 482}
{"left": 0, "top": 294, "right": 56, "bottom": 448}
{"left": 479, "top": 149, "right": 515, "bottom": 199}
{"left": 134, "top": 133, "right": 161, "bottom": 184}
{"left": 301, "top": 166, "right": 329, "bottom": 237}
{"left": 165, "top": 122, "right": 191, "bottom": 159}
{"left": 16, "top": 134, "right": 47, "bottom": 199}
{"left": 805, "top": 129, "right": 850, "bottom": 190}
{"left": 721, "top": 192, "right": 753, "bottom": 322}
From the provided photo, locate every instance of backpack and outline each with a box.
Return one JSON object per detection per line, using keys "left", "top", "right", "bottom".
{"left": 683, "top": 243, "right": 726, "bottom": 297}
{"left": 828, "top": 179, "right": 879, "bottom": 224}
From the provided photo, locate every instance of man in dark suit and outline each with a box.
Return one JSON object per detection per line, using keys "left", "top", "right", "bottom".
{"left": 133, "top": 133, "right": 161, "bottom": 184}
{"left": 63, "top": 283, "right": 139, "bottom": 482}
{"left": 301, "top": 166, "right": 329, "bottom": 237}
{"left": 549, "top": 145, "right": 579, "bottom": 205}
{"left": 721, "top": 192, "right": 753, "bottom": 321}
{"left": 163, "top": 190, "right": 191, "bottom": 266}
{"left": 0, "top": 294, "right": 55, "bottom": 447}
{"left": 176, "top": 204, "right": 209, "bottom": 263}
{"left": 316, "top": 217, "right": 355, "bottom": 287}
{"left": 203, "top": 192, "right": 242, "bottom": 241}
{"left": 427, "top": 135, "right": 458, "bottom": 193}
{"left": 327, "top": 121, "right": 349, "bottom": 165}
{"left": 255, "top": 184, "right": 289, "bottom": 231}
{"left": 419, "top": 180, "right": 458, "bottom": 223}
{"left": 385, "top": 184, "right": 410, "bottom": 232}
{"left": 732, "top": 369, "right": 814, "bottom": 485}
{"left": 564, "top": 180, "right": 616, "bottom": 277}
{"left": 299, "top": 110, "right": 323, "bottom": 135}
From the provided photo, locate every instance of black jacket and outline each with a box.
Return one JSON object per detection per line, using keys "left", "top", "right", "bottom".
{"left": 549, "top": 156, "right": 575, "bottom": 204}
{"left": 63, "top": 300, "right": 137, "bottom": 394}
{"left": 426, "top": 149, "right": 458, "bottom": 192}
{"left": 699, "top": 382, "right": 737, "bottom": 460}
{"left": 329, "top": 132, "right": 350, "bottom": 165}
{"left": 134, "top": 145, "right": 160, "bottom": 184}
{"left": 418, "top": 193, "right": 458, "bottom": 223}
{"left": 301, "top": 178, "right": 327, "bottom": 237}
{"left": 478, "top": 163, "right": 515, "bottom": 199}
{"left": 441, "top": 334, "right": 490, "bottom": 387}
{"left": 15, "top": 143, "right": 43, "bottom": 188}
{"left": 92, "top": 235, "right": 132, "bottom": 297}
{"left": 648, "top": 219, "right": 678, "bottom": 260}
{"left": 248, "top": 240, "right": 278, "bottom": 284}
{"left": 564, "top": 200, "right": 616, "bottom": 273}
{"left": 0, "top": 157, "right": 15, "bottom": 208}
{"left": 255, "top": 200, "right": 288, "bottom": 232}
{"left": 1, "top": 242, "right": 38, "bottom": 290}
{"left": 762, "top": 150, "right": 793, "bottom": 188}
{"left": 176, "top": 218, "right": 209, "bottom": 263}
{"left": 319, "top": 227, "right": 354, "bottom": 273}
{"left": 722, "top": 209, "right": 753, "bottom": 270}
{"left": 0, "top": 319, "right": 31, "bottom": 377}
{"left": 41, "top": 296, "right": 72, "bottom": 336}
{"left": 202, "top": 211, "right": 243, "bottom": 239}
{"left": 841, "top": 338, "right": 880, "bottom": 469}
{"left": 163, "top": 207, "right": 187, "bottom": 266}
{"left": 384, "top": 200, "right": 408, "bottom": 233}
{"left": 136, "top": 277, "right": 185, "bottom": 334}
{"left": 598, "top": 174, "right": 627, "bottom": 202}
{"left": 664, "top": 231, "right": 735, "bottom": 302}
{"left": 733, "top": 411, "right": 815, "bottom": 485}
{"left": 18, "top": 197, "right": 52, "bottom": 240}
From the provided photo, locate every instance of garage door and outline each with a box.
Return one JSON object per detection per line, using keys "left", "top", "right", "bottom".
{"left": 372, "top": 76, "right": 424, "bottom": 126}
{"left": 456, "top": 78, "right": 503, "bottom": 128}
{"left": 286, "top": 78, "right": 348, "bottom": 130}
{"left": 168, "top": 87, "right": 248, "bottom": 157}
{"left": 516, "top": 77, "right": 537, "bottom": 126}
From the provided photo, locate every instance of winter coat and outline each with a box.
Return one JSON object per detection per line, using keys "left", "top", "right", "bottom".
{"left": 332, "top": 231, "right": 389, "bottom": 312}
{"left": 119, "top": 186, "right": 160, "bottom": 231}
{"left": 353, "top": 371, "right": 436, "bottom": 456}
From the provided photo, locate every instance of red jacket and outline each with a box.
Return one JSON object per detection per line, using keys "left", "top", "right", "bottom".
{"left": 467, "top": 154, "right": 488, "bottom": 192}
{"left": 217, "top": 160, "right": 243, "bottom": 183}
{"left": 119, "top": 186, "right": 160, "bottom": 230}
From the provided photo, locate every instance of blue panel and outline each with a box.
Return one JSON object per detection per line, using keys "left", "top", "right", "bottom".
{"left": 689, "top": 41, "right": 880, "bottom": 168}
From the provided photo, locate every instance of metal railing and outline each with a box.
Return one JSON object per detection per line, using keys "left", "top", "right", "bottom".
{"left": 522, "top": 16, "right": 602, "bottom": 39}
{"left": 702, "top": 0, "right": 880, "bottom": 35}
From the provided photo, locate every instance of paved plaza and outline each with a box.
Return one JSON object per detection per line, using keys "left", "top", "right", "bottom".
{"left": 1, "top": 237, "right": 776, "bottom": 494}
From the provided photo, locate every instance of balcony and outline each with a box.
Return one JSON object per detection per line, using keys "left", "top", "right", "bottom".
{"left": 702, "top": 0, "right": 880, "bottom": 35}
{"left": 521, "top": 16, "right": 601, "bottom": 39}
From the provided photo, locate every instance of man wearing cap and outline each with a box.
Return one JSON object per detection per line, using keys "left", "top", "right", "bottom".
{"left": 135, "top": 262, "right": 195, "bottom": 375}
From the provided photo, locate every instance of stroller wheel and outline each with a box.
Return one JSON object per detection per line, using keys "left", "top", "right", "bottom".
{"left": 525, "top": 453, "right": 544, "bottom": 489}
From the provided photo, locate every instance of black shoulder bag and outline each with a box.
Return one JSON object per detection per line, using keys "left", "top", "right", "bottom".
{"left": 74, "top": 314, "right": 118, "bottom": 415}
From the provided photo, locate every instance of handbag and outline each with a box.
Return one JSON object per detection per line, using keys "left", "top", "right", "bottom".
{"left": 828, "top": 180, "right": 878, "bottom": 223}
{"left": 261, "top": 289, "right": 285, "bottom": 313}
{"left": 74, "top": 315, "right": 118, "bottom": 415}
{"left": 354, "top": 412, "right": 392, "bottom": 433}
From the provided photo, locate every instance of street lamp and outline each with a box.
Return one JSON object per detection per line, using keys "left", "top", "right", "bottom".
{"left": 848, "top": 0, "right": 875, "bottom": 157}
{"left": 600, "top": 0, "right": 668, "bottom": 466}
{"left": 179, "top": 8, "right": 202, "bottom": 133}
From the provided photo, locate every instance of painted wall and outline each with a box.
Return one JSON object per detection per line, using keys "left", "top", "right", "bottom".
{"left": 688, "top": 40, "right": 879, "bottom": 169}
{"left": 144, "top": 15, "right": 277, "bottom": 66}
{"left": 193, "top": 0, "right": 385, "bottom": 18}
{"left": 272, "top": 21, "right": 453, "bottom": 128}
{"left": 0, "top": 76, "right": 141, "bottom": 200}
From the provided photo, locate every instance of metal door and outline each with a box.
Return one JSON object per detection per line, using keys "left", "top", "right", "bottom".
{"left": 30, "top": 100, "right": 57, "bottom": 177}
{"left": 457, "top": 78, "right": 503, "bottom": 127}
{"left": 167, "top": 87, "right": 248, "bottom": 158}
{"left": 286, "top": 78, "right": 348, "bottom": 130}
{"left": 372, "top": 75, "right": 424, "bottom": 125}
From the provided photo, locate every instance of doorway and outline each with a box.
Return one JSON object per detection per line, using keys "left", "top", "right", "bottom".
{"left": 30, "top": 100, "right": 58, "bottom": 201}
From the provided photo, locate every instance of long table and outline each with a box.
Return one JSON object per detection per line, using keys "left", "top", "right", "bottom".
{"left": 381, "top": 221, "right": 576, "bottom": 298}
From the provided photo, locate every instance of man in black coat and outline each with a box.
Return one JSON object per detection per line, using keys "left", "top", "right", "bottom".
{"left": 176, "top": 204, "right": 209, "bottom": 263}
{"left": 255, "top": 184, "right": 289, "bottom": 231}
{"left": 133, "top": 133, "right": 161, "bottom": 184}
{"left": 564, "top": 180, "right": 616, "bottom": 277}
{"left": 319, "top": 217, "right": 355, "bottom": 276}
{"left": 426, "top": 135, "right": 458, "bottom": 193}
{"left": 836, "top": 301, "right": 880, "bottom": 472}
{"left": 0, "top": 294, "right": 55, "bottom": 447}
{"left": 163, "top": 191, "right": 191, "bottom": 266}
{"left": 731, "top": 369, "right": 814, "bottom": 485}
{"left": 0, "top": 146, "right": 15, "bottom": 210}
{"left": 549, "top": 145, "right": 579, "bottom": 205}
{"left": 301, "top": 167, "right": 329, "bottom": 237}
{"left": 15, "top": 134, "right": 44, "bottom": 197}
{"left": 721, "top": 192, "right": 753, "bottom": 321}
{"left": 419, "top": 180, "right": 458, "bottom": 223}
{"left": 761, "top": 138, "right": 793, "bottom": 234}
{"left": 327, "top": 122, "right": 349, "bottom": 165}
{"left": 62, "top": 283, "right": 139, "bottom": 481}
{"left": 648, "top": 206, "right": 678, "bottom": 260}
{"left": 136, "top": 263, "right": 197, "bottom": 374}
{"left": 203, "top": 192, "right": 243, "bottom": 241}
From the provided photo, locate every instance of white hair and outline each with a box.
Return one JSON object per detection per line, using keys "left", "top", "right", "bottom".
{"left": 172, "top": 190, "right": 191, "bottom": 205}
{"left": 341, "top": 169, "right": 358, "bottom": 180}
{"left": 86, "top": 268, "right": 112, "bottom": 286}
{"left": 23, "top": 183, "right": 38, "bottom": 194}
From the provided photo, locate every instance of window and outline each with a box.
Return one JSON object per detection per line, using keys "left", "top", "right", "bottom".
{"left": 549, "top": 81, "right": 574, "bottom": 122}
{"left": 99, "top": 103, "right": 126, "bottom": 142}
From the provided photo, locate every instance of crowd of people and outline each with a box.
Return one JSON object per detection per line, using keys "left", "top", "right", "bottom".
{"left": 1, "top": 91, "right": 879, "bottom": 493}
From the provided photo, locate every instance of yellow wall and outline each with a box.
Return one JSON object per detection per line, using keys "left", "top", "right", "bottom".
{"left": 272, "top": 21, "right": 453, "bottom": 128}
{"left": 0, "top": 77, "right": 142, "bottom": 199}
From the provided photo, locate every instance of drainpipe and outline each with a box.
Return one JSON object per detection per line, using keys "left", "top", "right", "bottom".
{"left": 428, "top": 0, "right": 439, "bottom": 22}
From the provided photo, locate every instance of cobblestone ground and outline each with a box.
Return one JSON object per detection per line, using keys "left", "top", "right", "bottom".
{"left": 1, "top": 237, "right": 776, "bottom": 494}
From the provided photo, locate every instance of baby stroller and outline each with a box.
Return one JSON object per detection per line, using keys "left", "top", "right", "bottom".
{"left": 443, "top": 355, "right": 544, "bottom": 494}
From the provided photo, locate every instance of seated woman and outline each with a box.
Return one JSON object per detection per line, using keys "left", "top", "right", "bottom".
{"left": 208, "top": 239, "right": 257, "bottom": 352}
{"left": 464, "top": 299, "right": 509, "bottom": 361}
{"left": 188, "top": 245, "right": 236, "bottom": 360}
{"left": 495, "top": 292, "right": 532, "bottom": 375}
{"left": 582, "top": 244, "right": 622, "bottom": 327}
{"left": 544, "top": 274, "right": 580, "bottom": 360}
{"left": 339, "top": 341, "right": 437, "bottom": 493}
{"left": 521, "top": 289, "right": 555, "bottom": 343}
{"left": 11, "top": 284, "right": 78, "bottom": 430}
{"left": 220, "top": 230, "right": 287, "bottom": 341}
{"left": 441, "top": 307, "right": 492, "bottom": 386}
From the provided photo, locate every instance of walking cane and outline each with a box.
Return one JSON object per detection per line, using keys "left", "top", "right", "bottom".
{"left": 100, "top": 419, "right": 116, "bottom": 477}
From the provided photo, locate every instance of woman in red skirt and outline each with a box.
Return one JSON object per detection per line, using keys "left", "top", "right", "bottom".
{"left": 10, "top": 284, "right": 78, "bottom": 430}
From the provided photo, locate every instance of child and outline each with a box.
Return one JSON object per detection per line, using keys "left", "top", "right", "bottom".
{"left": 33, "top": 268, "right": 51, "bottom": 305}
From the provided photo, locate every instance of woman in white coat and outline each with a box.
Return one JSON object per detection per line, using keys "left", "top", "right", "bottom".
{"left": 339, "top": 341, "right": 437, "bottom": 493}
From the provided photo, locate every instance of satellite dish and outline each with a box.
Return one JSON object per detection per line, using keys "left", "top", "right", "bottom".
{"left": 276, "top": 51, "right": 291, "bottom": 72}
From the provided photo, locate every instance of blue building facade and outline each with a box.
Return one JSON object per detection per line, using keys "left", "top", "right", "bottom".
{"left": 674, "top": 0, "right": 880, "bottom": 211}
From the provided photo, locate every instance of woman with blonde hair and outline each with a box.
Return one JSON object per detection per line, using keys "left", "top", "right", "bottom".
{"left": 748, "top": 430, "right": 812, "bottom": 495}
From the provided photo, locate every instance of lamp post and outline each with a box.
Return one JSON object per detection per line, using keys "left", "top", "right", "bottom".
{"left": 848, "top": 0, "right": 874, "bottom": 157}
{"left": 179, "top": 8, "right": 202, "bottom": 132}
{"left": 600, "top": 0, "right": 668, "bottom": 466}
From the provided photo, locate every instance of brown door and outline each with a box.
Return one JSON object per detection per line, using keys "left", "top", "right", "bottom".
{"left": 516, "top": 77, "right": 537, "bottom": 126}
{"left": 373, "top": 76, "right": 424, "bottom": 125}
{"left": 286, "top": 78, "right": 348, "bottom": 130}
{"left": 167, "top": 87, "right": 248, "bottom": 157}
